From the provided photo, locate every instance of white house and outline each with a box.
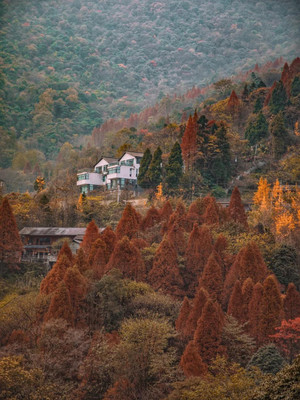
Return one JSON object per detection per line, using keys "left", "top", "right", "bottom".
{"left": 77, "top": 152, "right": 143, "bottom": 193}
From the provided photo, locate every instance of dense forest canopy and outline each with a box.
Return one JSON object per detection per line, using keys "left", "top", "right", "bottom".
{"left": 0, "top": 0, "right": 299, "bottom": 160}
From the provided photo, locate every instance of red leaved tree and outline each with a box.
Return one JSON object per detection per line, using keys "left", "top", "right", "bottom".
{"left": 148, "top": 238, "right": 184, "bottom": 298}
{"left": 64, "top": 265, "right": 88, "bottom": 310}
{"left": 167, "top": 219, "right": 186, "bottom": 255}
{"left": 270, "top": 318, "right": 300, "bottom": 362}
{"left": 284, "top": 283, "right": 300, "bottom": 320}
{"left": 203, "top": 196, "right": 220, "bottom": 226}
{"left": 101, "top": 226, "right": 116, "bottom": 259}
{"left": 40, "top": 254, "right": 72, "bottom": 295}
{"left": 180, "top": 340, "right": 208, "bottom": 377}
{"left": 198, "top": 251, "right": 223, "bottom": 303}
{"left": 44, "top": 281, "right": 74, "bottom": 325}
{"left": 248, "top": 282, "right": 263, "bottom": 340}
{"left": 81, "top": 220, "right": 100, "bottom": 255}
{"left": 193, "top": 299, "right": 225, "bottom": 364}
{"left": 181, "top": 114, "right": 197, "bottom": 171}
{"left": 106, "top": 236, "right": 145, "bottom": 281}
{"left": 185, "top": 287, "right": 209, "bottom": 338}
{"left": 227, "top": 280, "right": 244, "bottom": 322}
{"left": 57, "top": 241, "right": 73, "bottom": 264}
{"left": 176, "top": 297, "right": 191, "bottom": 334}
{"left": 0, "top": 197, "right": 23, "bottom": 267}
{"left": 241, "top": 277, "right": 254, "bottom": 323}
{"left": 227, "top": 187, "right": 248, "bottom": 227}
{"left": 74, "top": 248, "right": 88, "bottom": 274}
{"left": 140, "top": 206, "right": 161, "bottom": 230}
{"left": 115, "top": 204, "right": 140, "bottom": 239}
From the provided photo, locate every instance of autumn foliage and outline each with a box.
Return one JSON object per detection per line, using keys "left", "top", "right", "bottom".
{"left": 81, "top": 220, "right": 100, "bottom": 254}
{"left": 227, "top": 186, "right": 248, "bottom": 227}
{"left": 115, "top": 204, "right": 140, "bottom": 239}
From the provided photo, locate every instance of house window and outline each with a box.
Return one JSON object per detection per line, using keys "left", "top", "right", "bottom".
{"left": 120, "top": 178, "right": 125, "bottom": 188}
{"left": 78, "top": 173, "right": 89, "bottom": 181}
{"left": 102, "top": 176, "right": 106, "bottom": 182}
{"left": 90, "top": 185, "right": 94, "bottom": 191}
{"left": 95, "top": 167, "right": 102, "bottom": 174}
{"left": 108, "top": 167, "right": 120, "bottom": 174}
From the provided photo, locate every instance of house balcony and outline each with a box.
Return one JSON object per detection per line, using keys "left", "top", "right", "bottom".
{"left": 107, "top": 165, "right": 137, "bottom": 181}
{"left": 77, "top": 172, "right": 105, "bottom": 187}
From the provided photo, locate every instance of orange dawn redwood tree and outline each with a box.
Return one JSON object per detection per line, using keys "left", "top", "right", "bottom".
{"left": 40, "top": 254, "right": 72, "bottom": 295}
{"left": 227, "top": 280, "right": 244, "bottom": 322}
{"left": 0, "top": 197, "right": 23, "bottom": 266}
{"left": 203, "top": 196, "right": 220, "bottom": 225}
{"left": 101, "top": 226, "right": 116, "bottom": 259}
{"left": 148, "top": 237, "right": 184, "bottom": 298}
{"left": 64, "top": 265, "right": 88, "bottom": 310}
{"left": 57, "top": 241, "right": 73, "bottom": 264}
{"left": 167, "top": 219, "right": 186, "bottom": 255}
{"left": 106, "top": 236, "right": 145, "bottom": 281}
{"left": 185, "top": 287, "right": 209, "bottom": 337}
{"left": 258, "top": 275, "right": 283, "bottom": 343}
{"left": 193, "top": 299, "right": 225, "bottom": 365}
{"left": 176, "top": 297, "right": 191, "bottom": 334}
{"left": 248, "top": 282, "right": 263, "bottom": 340}
{"left": 284, "top": 283, "right": 300, "bottom": 320}
{"left": 181, "top": 114, "right": 197, "bottom": 171}
{"left": 140, "top": 206, "right": 161, "bottom": 230}
{"left": 81, "top": 220, "right": 100, "bottom": 255}
{"left": 160, "top": 200, "right": 173, "bottom": 221}
{"left": 227, "top": 186, "right": 248, "bottom": 227}
{"left": 241, "top": 277, "right": 254, "bottom": 323}
{"left": 74, "top": 247, "right": 88, "bottom": 274}
{"left": 115, "top": 203, "right": 140, "bottom": 239}
{"left": 180, "top": 341, "right": 208, "bottom": 377}
{"left": 44, "top": 281, "right": 74, "bottom": 325}
{"left": 198, "top": 251, "right": 223, "bottom": 303}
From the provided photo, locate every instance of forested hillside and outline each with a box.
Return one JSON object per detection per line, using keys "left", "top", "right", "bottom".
{"left": 1, "top": 0, "right": 299, "bottom": 161}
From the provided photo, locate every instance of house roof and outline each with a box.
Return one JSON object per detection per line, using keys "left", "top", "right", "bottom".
{"left": 118, "top": 151, "right": 144, "bottom": 161}
{"left": 19, "top": 227, "right": 87, "bottom": 236}
{"left": 94, "top": 157, "right": 118, "bottom": 168}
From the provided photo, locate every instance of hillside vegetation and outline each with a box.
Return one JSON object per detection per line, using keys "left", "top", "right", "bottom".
{"left": 1, "top": 0, "right": 299, "bottom": 160}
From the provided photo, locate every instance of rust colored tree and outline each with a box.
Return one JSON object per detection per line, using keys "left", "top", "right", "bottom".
{"left": 106, "top": 236, "right": 145, "bottom": 281}
{"left": 57, "top": 241, "right": 73, "bottom": 264}
{"left": 181, "top": 114, "right": 197, "bottom": 171}
{"left": 101, "top": 226, "right": 116, "bottom": 259}
{"left": 203, "top": 197, "right": 220, "bottom": 225}
{"left": 44, "top": 281, "right": 74, "bottom": 325}
{"left": 241, "top": 277, "right": 254, "bottom": 323}
{"left": 193, "top": 299, "right": 225, "bottom": 364}
{"left": 159, "top": 200, "right": 173, "bottom": 221}
{"left": 227, "top": 280, "right": 244, "bottom": 322}
{"left": 140, "top": 206, "right": 161, "bottom": 230}
{"left": 248, "top": 282, "right": 263, "bottom": 340}
{"left": 227, "top": 187, "right": 248, "bottom": 227}
{"left": 0, "top": 197, "right": 23, "bottom": 267}
{"left": 185, "top": 287, "right": 209, "bottom": 337}
{"left": 284, "top": 283, "right": 300, "bottom": 320}
{"left": 64, "top": 265, "right": 88, "bottom": 310}
{"left": 167, "top": 219, "right": 186, "bottom": 255}
{"left": 184, "top": 224, "right": 213, "bottom": 295}
{"left": 258, "top": 275, "right": 283, "bottom": 343}
{"left": 81, "top": 220, "right": 100, "bottom": 255}
{"left": 270, "top": 318, "right": 300, "bottom": 362}
{"left": 199, "top": 251, "right": 223, "bottom": 303}
{"left": 74, "top": 247, "right": 88, "bottom": 274}
{"left": 115, "top": 203, "right": 140, "bottom": 239}
{"left": 180, "top": 341, "right": 207, "bottom": 377}
{"left": 40, "top": 254, "right": 72, "bottom": 295}
{"left": 148, "top": 238, "right": 184, "bottom": 298}
{"left": 176, "top": 297, "right": 191, "bottom": 334}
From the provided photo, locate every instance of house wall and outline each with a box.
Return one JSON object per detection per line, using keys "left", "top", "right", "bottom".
{"left": 77, "top": 172, "right": 104, "bottom": 186}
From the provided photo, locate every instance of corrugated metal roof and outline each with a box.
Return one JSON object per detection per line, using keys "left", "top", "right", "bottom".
{"left": 19, "top": 227, "right": 87, "bottom": 236}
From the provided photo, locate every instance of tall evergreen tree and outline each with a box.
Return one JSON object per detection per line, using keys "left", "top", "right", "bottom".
{"left": 245, "top": 112, "right": 268, "bottom": 145}
{"left": 269, "top": 80, "right": 287, "bottom": 114}
{"left": 165, "top": 142, "right": 183, "bottom": 188}
{"left": 181, "top": 115, "right": 197, "bottom": 171}
{"left": 291, "top": 76, "right": 300, "bottom": 97}
{"left": 146, "top": 146, "right": 162, "bottom": 188}
{"left": 253, "top": 97, "right": 263, "bottom": 113}
{"left": 0, "top": 197, "right": 23, "bottom": 267}
{"left": 137, "top": 148, "right": 152, "bottom": 188}
{"left": 212, "top": 122, "right": 231, "bottom": 185}
{"left": 270, "top": 111, "right": 289, "bottom": 159}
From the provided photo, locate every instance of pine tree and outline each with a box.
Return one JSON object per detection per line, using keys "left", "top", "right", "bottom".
{"left": 184, "top": 224, "right": 213, "bottom": 295}
{"left": 140, "top": 206, "right": 161, "bottom": 230}
{"left": 185, "top": 288, "right": 209, "bottom": 337}
{"left": 253, "top": 97, "right": 263, "bottom": 113}
{"left": 245, "top": 112, "right": 268, "bottom": 145}
{"left": 181, "top": 115, "right": 197, "bottom": 171}
{"left": 227, "top": 187, "right": 248, "bottom": 227}
{"left": 146, "top": 146, "right": 162, "bottom": 188}
{"left": 165, "top": 142, "right": 183, "bottom": 188}
{"left": 0, "top": 197, "right": 23, "bottom": 267}
{"left": 291, "top": 76, "right": 300, "bottom": 97}
{"left": 199, "top": 251, "right": 223, "bottom": 303}
{"left": 81, "top": 220, "right": 100, "bottom": 255}
{"left": 40, "top": 254, "right": 72, "bottom": 295}
{"left": 213, "top": 122, "right": 231, "bottom": 185}
{"left": 248, "top": 282, "right": 263, "bottom": 340}
{"left": 64, "top": 265, "right": 88, "bottom": 310}
{"left": 137, "top": 148, "right": 152, "bottom": 188}
{"left": 193, "top": 299, "right": 225, "bottom": 364}
{"left": 270, "top": 111, "right": 289, "bottom": 159}
{"left": 227, "top": 280, "right": 244, "bottom": 322}
{"left": 269, "top": 80, "right": 287, "bottom": 114}
{"left": 106, "top": 236, "right": 145, "bottom": 281}
{"left": 115, "top": 203, "right": 140, "bottom": 239}
{"left": 148, "top": 238, "right": 184, "bottom": 298}
{"left": 101, "top": 226, "right": 116, "bottom": 259}
{"left": 176, "top": 297, "right": 191, "bottom": 333}
{"left": 258, "top": 275, "right": 283, "bottom": 343}
{"left": 284, "top": 283, "right": 300, "bottom": 320}
{"left": 44, "top": 281, "right": 74, "bottom": 325}
{"left": 180, "top": 341, "right": 207, "bottom": 377}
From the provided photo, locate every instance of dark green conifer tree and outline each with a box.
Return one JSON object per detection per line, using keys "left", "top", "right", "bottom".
{"left": 165, "top": 142, "right": 183, "bottom": 189}
{"left": 269, "top": 80, "right": 287, "bottom": 114}
{"left": 147, "top": 146, "right": 162, "bottom": 188}
{"left": 253, "top": 97, "right": 263, "bottom": 113}
{"left": 137, "top": 148, "right": 152, "bottom": 188}
{"left": 211, "top": 123, "right": 231, "bottom": 185}
{"left": 245, "top": 112, "right": 268, "bottom": 145}
{"left": 291, "top": 76, "right": 300, "bottom": 97}
{"left": 270, "top": 111, "right": 289, "bottom": 159}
